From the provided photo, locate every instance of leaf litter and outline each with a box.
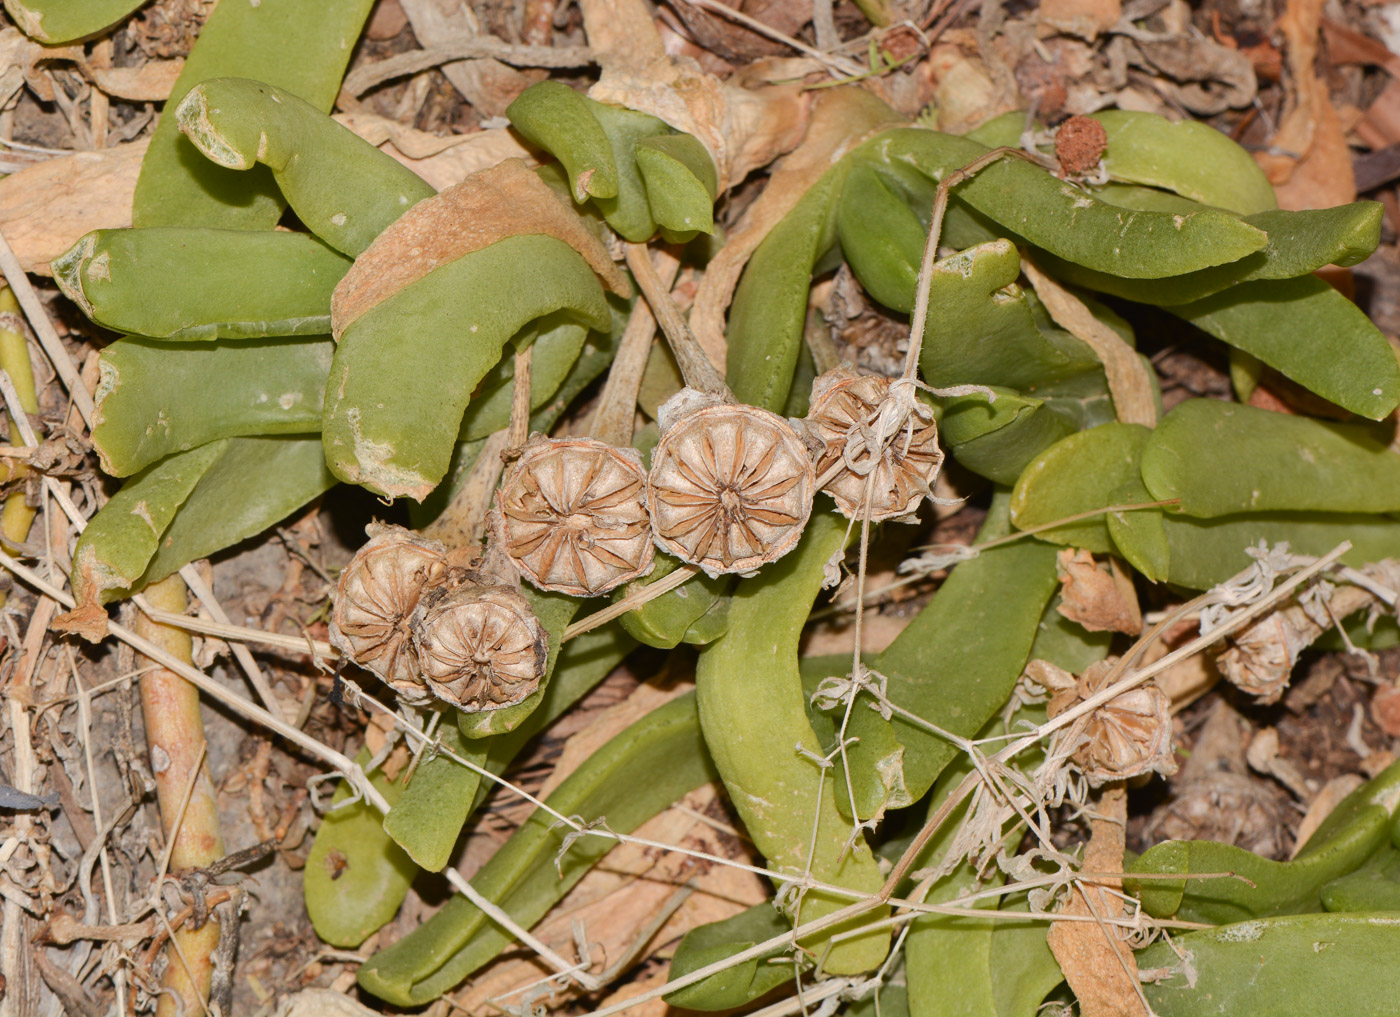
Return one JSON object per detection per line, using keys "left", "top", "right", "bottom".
{"left": 6, "top": 0, "right": 1400, "bottom": 1013}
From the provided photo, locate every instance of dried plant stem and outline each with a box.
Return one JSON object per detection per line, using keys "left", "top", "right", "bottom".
{"left": 588, "top": 249, "right": 680, "bottom": 446}
{"left": 133, "top": 575, "right": 225, "bottom": 1017}
{"left": 0, "top": 224, "right": 95, "bottom": 426}
{"left": 624, "top": 244, "right": 728, "bottom": 398}
{"left": 509, "top": 344, "right": 534, "bottom": 449}
{"left": 424, "top": 429, "right": 512, "bottom": 547}
{"left": 673, "top": 0, "right": 863, "bottom": 75}
{"left": 560, "top": 563, "right": 698, "bottom": 640}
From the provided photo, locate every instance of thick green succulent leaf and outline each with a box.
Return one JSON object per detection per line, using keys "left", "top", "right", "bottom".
{"left": 1091, "top": 109, "right": 1278, "bottom": 215}
{"left": 72, "top": 435, "right": 334, "bottom": 607}
{"left": 635, "top": 133, "right": 718, "bottom": 237}
{"left": 1322, "top": 847, "right": 1400, "bottom": 912}
{"left": 345, "top": 623, "right": 633, "bottom": 915}
{"left": 71, "top": 442, "right": 227, "bottom": 609}
{"left": 838, "top": 160, "right": 927, "bottom": 313}
{"left": 506, "top": 81, "right": 620, "bottom": 201}
{"left": 3, "top": 0, "right": 144, "bottom": 43}
{"left": 664, "top": 904, "right": 794, "bottom": 1010}
{"left": 1142, "top": 400, "right": 1400, "bottom": 516}
{"left": 507, "top": 82, "right": 717, "bottom": 243}
{"left": 133, "top": 0, "right": 375, "bottom": 228}
{"left": 140, "top": 436, "right": 336, "bottom": 586}
{"left": 304, "top": 748, "right": 415, "bottom": 949}
{"left": 458, "top": 319, "right": 587, "bottom": 441}
{"left": 696, "top": 513, "right": 890, "bottom": 974}
{"left": 358, "top": 693, "right": 714, "bottom": 1006}
{"left": 1173, "top": 276, "right": 1400, "bottom": 419}
{"left": 175, "top": 77, "right": 435, "bottom": 257}
{"left": 614, "top": 554, "right": 733, "bottom": 649}
{"left": 839, "top": 495, "right": 1060, "bottom": 817}
{"left": 727, "top": 168, "right": 847, "bottom": 412}
{"left": 1043, "top": 202, "right": 1383, "bottom": 306}
{"left": 1105, "top": 479, "right": 1171, "bottom": 583}
{"left": 1128, "top": 760, "right": 1400, "bottom": 922}
{"left": 92, "top": 336, "right": 332, "bottom": 477}
{"left": 1139, "top": 912, "right": 1400, "bottom": 1016}
{"left": 872, "top": 128, "right": 1268, "bottom": 278}
{"left": 939, "top": 387, "right": 1075, "bottom": 485}
{"left": 919, "top": 240, "right": 1097, "bottom": 389}
{"left": 52, "top": 228, "right": 350, "bottom": 340}
{"left": 322, "top": 234, "right": 611, "bottom": 501}
{"left": 1009, "top": 422, "right": 1152, "bottom": 553}
{"left": 1159, "top": 511, "right": 1400, "bottom": 589}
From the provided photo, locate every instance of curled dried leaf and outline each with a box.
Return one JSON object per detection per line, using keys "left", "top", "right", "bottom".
{"left": 330, "top": 158, "right": 630, "bottom": 339}
{"left": 1055, "top": 547, "right": 1143, "bottom": 636}
{"left": 647, "top": 389, "right": 815, "bottom": 576}
{"left": 496, "top": 435, "right": 654, "bottom": 597}
{"left": 412, "top": 583, "right": 547, "bottom": 711}
{"left": 1033, "top": 657, "right": 1177, "bottom": 787}
{"left": 329, "top": 524, "right": 448, "bottom": 704}
{"left": 804, "top": 366, "right": 944, "bottom": 522}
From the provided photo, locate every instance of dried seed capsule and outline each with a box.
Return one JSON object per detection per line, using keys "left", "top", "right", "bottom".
{"left": 647, "top": 389, "right": 815, "bottom": 577}
{"left": 329, "top": 524, "right": 448, "bottom": 704}
{"left": 804, "top": 367, "right": 944, "bottom": 522}
{"left": 1031, "top": 658, "right": 1177, "bottom": 787}
{"left": 496, "top": 435, "right": 654, "bottom": 597}
{"left": 412, "top": 584, "right": 547, "bottom": 711}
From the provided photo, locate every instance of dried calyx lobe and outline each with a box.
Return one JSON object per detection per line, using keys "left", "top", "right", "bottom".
{"left": 330, "top": 524, "right": 546, "bottom": 711}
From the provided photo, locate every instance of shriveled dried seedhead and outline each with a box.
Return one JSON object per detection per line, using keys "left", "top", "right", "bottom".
{"left": 413, "top": 583, "right": 547, "bottom": 711}
{"left": 497, "top": 435, "right": 654, "bottom": 597}
{"left": 804, "top": 367, "right": 944, "bottom": 522}
{"left": 647, "top": 390, "right": 815, "bottom": 576}
{"left": 1029, "top": 658, "right": 1176, "bottom": 787}
{"left": 329, "top": 524, "right": 448, "bottom": 704}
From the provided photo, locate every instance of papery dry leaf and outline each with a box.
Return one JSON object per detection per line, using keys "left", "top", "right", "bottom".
{"left": 1139, "top": 619, "right": 1217, "bottom": 711}
{"left": 497, "top": 435, "right": 654, "bottom": 597}
{"left": 1037, "top": 0, "right": 1121, "bottom": 41}
{"left": 399, "top": 0, "right": 539, "bottom": 117}
{"left": 0, "top": 138, "right": 150, "bottom": 275}
{"left": 333, "top": 111, "right": 531, "bottom": 161}
{"left": 1216, "top": 578, "right": 1381, "bottom": 703}
{"left": 804, "top": 367, "right": 944, "bottom": 521}
{"left": 647, "top": 391, "right": 815, "bottom": 576}
{"left": 331, "top": 158, "right": 629, "bottom": 338}
{"left": 413, "top": 581, "right": 547, "bottom": 711}
{"left": 89, "top": 60, "right": 184, "bottom": 101}
{"left": 1122, "top": 35, "right": 1256, "bottom": 115}
{"left": 690, "top": 87, "right": 904, "bottom": 369}
{"left": 1256, "top": 0, "right": 1357, "bottom": 208}
{"left": 0, "top": 29, "right": 27, "bottom": 110}
{"left": 1047, "top": 785, "right": 1149, "bottom": 1017}
{"left": 1022, "top": 258, "right": 1156, "bottom": 427}
{"left": 1055, "top": 548, "right": 1143, "bottom": 636}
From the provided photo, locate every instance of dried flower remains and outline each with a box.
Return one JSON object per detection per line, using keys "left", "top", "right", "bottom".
{"left": 804, "top": 367, "right": 944, "bottom": 522}
{"left": 647, "top": 390, "right": 815, "bottom": 576}
{"left": 497, "top": 435, "right": 654, "bottom": 597}
{"left": 1028, "top": 657, "right": 1177, "bottom": 787}
{"left": 412, "top": 583, "right": 547, "bottom": 711}
{"left": 329, "top": 524, "right": 448, "bottom": 705}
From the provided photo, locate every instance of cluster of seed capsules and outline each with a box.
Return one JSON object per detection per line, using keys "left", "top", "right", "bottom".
{"left": 330, "top": 366, "right": 944, "bottom": 712}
